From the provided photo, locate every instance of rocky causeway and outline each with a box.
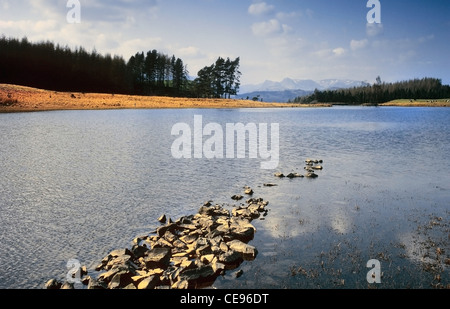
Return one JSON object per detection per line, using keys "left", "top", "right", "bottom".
{"left": 45, "top": 159, "right": 324, "bottom": 289}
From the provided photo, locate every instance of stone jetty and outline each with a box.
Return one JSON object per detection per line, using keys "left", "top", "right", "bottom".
{"left": 45, "top": 190, "right": 269, "bottom": 289}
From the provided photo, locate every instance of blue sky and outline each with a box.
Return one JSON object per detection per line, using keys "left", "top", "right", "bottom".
{"left": 0, "top": 0, "right": 449, "bottom": 86}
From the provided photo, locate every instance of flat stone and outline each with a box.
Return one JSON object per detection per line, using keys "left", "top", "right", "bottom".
{"left": 179, "top": 234, "right": 198, "bottom": 245}
{"left": 137, "top": 275, "right": 159, "bottom": 290}
{"left": 178, "top": 265, "right": 218, "bottom": 284}
{"left": 98, "top": 267, "right": 123, "bottom": 283}
{"left": 87, "top": 278, "right": 106, "bottom": 289}
{"left": 227, "top": 239, "right": 258, "bottom": 259}
{"left": 200, "top": 254, "right": 215, "bottom": 264}
{"left": 156, "top": 223, "right": 178, "bottom": 237}
{"left": 196, "top": 244, "right": 212, "bottom": 256}
{"left": 164, "top": 230, "right": 178, "bottom": 243}
{"left": 218, "top": 250, "right": 242, "bottom": 264}
{"left": 180, "top": 259, "right": 196, "bottom": 270}
{"left": 108, "top": 270, "right": 134, "bottom": 289}
{"left": 230, "top": 225, "right": 255, "bottom": 242}
{"left": 143, "top": 247, "right": 172, "bottom": 269}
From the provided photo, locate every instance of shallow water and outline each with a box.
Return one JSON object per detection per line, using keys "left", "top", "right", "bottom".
{"left": 0, "top": 106, "right": 448, "bottom": 289}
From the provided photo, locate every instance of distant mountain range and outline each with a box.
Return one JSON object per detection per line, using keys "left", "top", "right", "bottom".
{"left": 236, "top": 78, "right": 369, "bottom": 102}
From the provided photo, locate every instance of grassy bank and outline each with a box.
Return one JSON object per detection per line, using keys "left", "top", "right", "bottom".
{"left": 0, "top": 84, "right": 328, "bottom": 113}
{"left": 380, "top": 99, "right": 450, "bottom": 107}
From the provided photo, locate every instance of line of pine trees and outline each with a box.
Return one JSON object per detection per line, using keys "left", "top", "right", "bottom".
{"left": 127, "top": 50, "right": 189, "bottom": 96}
{"left": 0, "top": 36, "right": 131, "bottom": 94}
{"left": 0, "top": 36, "right": 241, "bottom": 98}
{"left": 293, "top": 77, "right": 450, "bottom": 105}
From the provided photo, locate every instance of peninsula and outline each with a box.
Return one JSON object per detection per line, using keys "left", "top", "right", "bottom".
{"left": 0, "top": 84, "right": 320, "bottom": 113}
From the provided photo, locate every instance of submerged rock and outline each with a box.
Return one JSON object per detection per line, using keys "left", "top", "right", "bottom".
{"left": 305, "top": 172, "right": 319, "bottom": 178}
{"left": 231, "top": 194, "right": 243, "bottom": 201}
{"left": 244, "top": 188, "right": 254, "bottom": 195}
{"left": 286, "top": 173, "right": 304, "bottom": 178}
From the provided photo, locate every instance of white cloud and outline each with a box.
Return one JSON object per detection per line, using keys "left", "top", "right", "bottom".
{"left": 252, "top": 19, "right": 280, "bottom": 36}
{"left": 366, "top": 23, "right": 384, "bottom": 37}
{"left": 114, "top": 37, "right": 163, "bottom": 57}
{"left": 312, "top": 46, "right": 346, "bottom": 60}
{"left": 313, "top": 48, "right": 333, "bottom": 59}
{"left": 176, "top": 46, "right": 204, "bottom": 58}
{"left": 248, "top": 2, "right": 275, "bottom": 16}
{"left": 0, "top": 19, "right": 58, "bottom": 34}
{"left": 281, "top": 24, "right": 293, "bottom": 34}
{"left": 251, "top": 19, "right": 290, "bottom": 37}
{"left": 333, "top": 47, "right": 346, "bottom": 56}
{"left": 350, "top": 39, "right": 369, "bottom": 50}
{"left": 276, "top": 10, "right": 302, "bottom": 20}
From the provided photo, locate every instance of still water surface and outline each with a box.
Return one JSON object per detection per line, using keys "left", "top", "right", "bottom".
{"left": 0, "top": 107, "right": 449, "bottom": 289}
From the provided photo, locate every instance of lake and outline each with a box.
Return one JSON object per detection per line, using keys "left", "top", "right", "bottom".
{"left": 0, "top": 106, "right": 448, "bottom": 289}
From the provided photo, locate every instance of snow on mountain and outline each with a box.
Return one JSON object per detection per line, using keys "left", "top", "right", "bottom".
{"left": 239, "top": 78, "right": 366, "bottom": 94}
{"left": 234, "top": 89, "right": 312, "bottom": 103}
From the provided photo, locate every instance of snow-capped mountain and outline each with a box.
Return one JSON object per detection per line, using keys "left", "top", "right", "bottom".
{"left": 239, "top": 78, "right": 367, "bottom": 94}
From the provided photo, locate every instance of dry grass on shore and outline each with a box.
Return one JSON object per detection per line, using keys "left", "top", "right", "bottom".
{"left": 3, "top": 84, "right": 447, "bottom": 112}
{"left": 381, "top": 99, "right": 450, "bottom": 107}
{"left": 0, "top": 83, "right": 324, "bottom": 113}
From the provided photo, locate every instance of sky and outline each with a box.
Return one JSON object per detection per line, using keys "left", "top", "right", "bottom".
{"left": 0, "top": 0, "right": 449, "bottom": 86}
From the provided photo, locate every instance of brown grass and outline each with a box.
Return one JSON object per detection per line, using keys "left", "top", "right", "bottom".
{"left": 380, "top": 99, "right": 450, "bottom": 107}
{"left": 0, "top": 84, "right": 328, "bottom": 113}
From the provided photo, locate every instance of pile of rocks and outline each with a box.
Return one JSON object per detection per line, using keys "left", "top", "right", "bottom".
{"left": 45, "top": 190, "right": 269, "bottom": 289}
{"left": 274, "top": 158, "right": 324, "bottom": 179}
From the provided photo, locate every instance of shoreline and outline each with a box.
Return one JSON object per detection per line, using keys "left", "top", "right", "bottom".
{"left": 0, "top": 83, "right": 327, "bottom": 113}
{"left": 2, "top": 84, "right": 448, "bottom": 113}
{"left": 380, "top": 99, "right": 450, "bottom": 107}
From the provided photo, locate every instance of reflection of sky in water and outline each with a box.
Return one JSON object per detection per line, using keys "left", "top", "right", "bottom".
{"left": 398, "top": 233, "right": 433, "bottom": 264}
{"left": 309, "top": 121, "right": 395, "bottom": 131}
